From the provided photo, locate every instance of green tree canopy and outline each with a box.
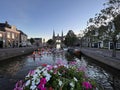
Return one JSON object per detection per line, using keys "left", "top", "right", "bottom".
{"left": 87, "top": 0, "right": 120, "bottom": 57}
{"left": 47, "top": 39, "right": 55, "bottom": 45}
{"left": 64, "top": 30, "right": 78, "bottom": 47}
{"left": 30, "top": 38, "right": 35, "bottom": 45}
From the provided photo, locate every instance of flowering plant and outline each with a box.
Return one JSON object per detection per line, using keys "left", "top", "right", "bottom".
{"left": 14, "top": 60, "right": 98, "bottom": 90}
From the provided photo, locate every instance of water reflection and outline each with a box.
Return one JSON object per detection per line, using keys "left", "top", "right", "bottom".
{"left": 0, "top": 51, "right": 120, "bottom": 90}
{"left": 65, "top": 52, "right": 75, "bottom": 61}
{"left": 0, "top": 58, "right": 25, "bottom": 77}
{"left": 79, "top": 56, "right": 120, "bottom": 90}
{"left": 65, "top": 52, "right": 120, "bottom": 90}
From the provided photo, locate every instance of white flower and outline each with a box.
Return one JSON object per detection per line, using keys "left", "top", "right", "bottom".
{"left": 58, "top": 72, "right": 61, "bottom": 75}
{"left": 73, "top": 77, "right": 78, "bottom": 82}
{"left": 26, "top": 74, "right": 30, "bottom": 78}
{"left": 50, "top": 70, "right": 53, "bottom": 73}
{"left": 32, "top": 73, "right": 38, "bottom": 80}
{"left": 32, "top": 80, "right": 35, "bottom": 86}
{"left": 46, "top": 73, "right": 51, "bottom": 81}
{"left": 30, "top": 85, "right": 37, "bottom": 90}
{"left": 70, "top": 82, "right": 74, "bottom": 88}
{"left": 54, "top": 65, "right": 58, "bottom": 68}
{"left": 32, "top": 78, "right": 40, "bottom": 86}
{"left": 41, "top": 68, "right": 46, "bottom": 72}
{"left": 25, "top": 80, "right": 30, "bottom": 86}
{"left": 35, "top": 78, "right": 40, "bottom": 85}
{"left": 35, "top": 69, "right": 41, "bottom": 74}
{"left": 43, "top": 70, "right": 51, "bottom": 81}
{"left": 58, "top": 79, "right": 62, "bottom": 86}
{"left": 64, "top": 65, "right": 68, "bottom": 68}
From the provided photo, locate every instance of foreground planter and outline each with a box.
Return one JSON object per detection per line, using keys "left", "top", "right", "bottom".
{"left": 14, "top": 60, "right": 99, "bottom": 90}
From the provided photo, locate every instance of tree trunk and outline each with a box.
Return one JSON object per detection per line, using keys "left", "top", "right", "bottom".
{"left": 112, "top": 41, "right": 116, "bottom": 57}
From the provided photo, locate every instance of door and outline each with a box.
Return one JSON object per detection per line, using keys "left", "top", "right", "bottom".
{"left": 0, "top": 41, "right": 3, "bottom": 48}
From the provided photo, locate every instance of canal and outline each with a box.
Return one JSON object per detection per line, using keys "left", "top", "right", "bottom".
{"left": 0, "top": 50, "right": 120, "bottom": 90}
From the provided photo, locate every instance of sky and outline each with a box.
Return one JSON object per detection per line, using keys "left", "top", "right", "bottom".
{"left": 0, "top": 0, "right": 106, "bottom": 41}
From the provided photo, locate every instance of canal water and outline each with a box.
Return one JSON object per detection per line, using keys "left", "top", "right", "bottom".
{"left": 0, "top": 50, "right": 120, "bottom": 90}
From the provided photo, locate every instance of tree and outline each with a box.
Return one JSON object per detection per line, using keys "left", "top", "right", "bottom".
{"left": 88, "top": 0, "right": 120, "bottom": 57}
{"left": 46, "top": 39, "right": 55, "bottom": 48}
{"left": 47, "top": 39, "right": 55, "bottom": 45}
{"left": 86, "top": 25, "right": 98, "bottom": 47}
{"left": 64, "top": 30, "right": 78, "bottom": 47}
{"left": 101, "top": 0, "right": 120, "bottom": 57}
{"left": 30, "top": 38, "right": 35, "bottom": 45}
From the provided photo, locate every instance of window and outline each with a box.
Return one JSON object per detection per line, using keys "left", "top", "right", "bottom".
{"left": 7, "top": 32, "right": 10, "bottom": 38}
{"left": 0, "top": 33, "right": 2, "bottom": 37}
{"left": 16, "top": 34, "right": 18, "bottom": 38}
{"left": 12, "top": 33, "right": 15, "bottom": 39}
{"left": 56, "top": 40, "right": 61, "bottom": 43}
{"left": 0, "top": 33, "right": 3, "bottom": 40}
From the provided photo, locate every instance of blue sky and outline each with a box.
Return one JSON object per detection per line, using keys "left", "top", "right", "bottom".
{"left": 0, "top": 0, "right": 106, "bottom": 41}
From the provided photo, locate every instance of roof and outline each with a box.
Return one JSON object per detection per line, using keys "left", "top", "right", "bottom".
{"left": 0, "top": 27, "right": 5, "bottom": 32}
{"left": 34, "top": 38, "right": 42, "bottom": 40}
{"left": 18, "top": 30, "right": 27, "bottom": 36}
{"left": 0, "top": 22, "right": 11, "bottom": 28}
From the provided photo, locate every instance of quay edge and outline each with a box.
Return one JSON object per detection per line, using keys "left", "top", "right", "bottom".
{"left": 0, "top": 47, "right": 38, "bottom": 61}
{"left": 80, "top": 48, "right": 120, "bottom": 70}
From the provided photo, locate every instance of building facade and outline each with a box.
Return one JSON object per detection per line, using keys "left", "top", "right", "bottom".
{"left": 18, "top": 30, "right": 28, "bottom": 47}
{"left": 0, "top": 28, "right": 6, "bottom": 48}
{"left": 5, "top": 25, "right": 20, "bottom": 48}
{"left": 0, "top": 21, "right": 27, "bottom": 48}
{"left": 81, "top": 25, "right": 120, "bottom": 49}
{"left": 33, "top": 38, "right": 42, "bottom": 47}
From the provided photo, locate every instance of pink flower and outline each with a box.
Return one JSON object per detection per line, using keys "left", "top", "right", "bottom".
{"left": 82, "top": 81, "right": 92, "bottom": 89}
{"left": 38, "top": 84, "right": 46, "bottom": 90}
{"left": 40, "top": 78, "right": 47, "bottom": 84}
{"left": 53, "top": 69, "right": 58, "bottom": 74}
{"left": 28, "top": 70, "right": 34, "bottom": 76}
{"left": 56, "top": 59, "right": 67, "bottom": 65}
{"left": 38, "top": 78, "right": 47, "bottom": 90}
{"left": 69, "top": 61, "right": 76, "bottom": 65}
{"left": 47, "top": 65, "right": 53, "bottom": 71}
{"left": 77, "top": 66, "right": 86, "bottom": 72}
{"left": 42, "top": 64, "right": 47, "bottom": 67}
{"left": 14, "top": 80, "right": 23, "bottom": 90}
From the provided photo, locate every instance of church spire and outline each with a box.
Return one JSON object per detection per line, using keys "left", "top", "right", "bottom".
{"left": 61, "top": 30, "right": 63, "bottom": 37}
{"left": 61, "top": 30, "right": 64, "bottom": 42}
{"left": 53, "top": 30, "right": 55, "bottom": 39}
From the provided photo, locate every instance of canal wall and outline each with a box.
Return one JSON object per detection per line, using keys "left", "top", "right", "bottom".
{"left": 80, "top": 48, "right": 120, "bottom": 70}
{"left": 0, "top": 47, "right": 37, "bottom": 61}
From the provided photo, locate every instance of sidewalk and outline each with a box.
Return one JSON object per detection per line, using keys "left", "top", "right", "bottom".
{"left": 80, "top": 48, "right": 120, "bottom": 70}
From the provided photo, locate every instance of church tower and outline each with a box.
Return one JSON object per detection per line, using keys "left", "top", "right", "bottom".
{"left": 61, "top": 30, "right": 63, "bottom": 41}
{"left": 53, "top": 30, "right": 55, "bottom": 40}
{"left": 52, "top": 30, "right": 65, "bottom": 49}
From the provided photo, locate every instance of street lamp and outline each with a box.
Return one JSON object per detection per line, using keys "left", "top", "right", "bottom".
{"left": 116, "top": 34, "right": 120, "bottom": 49}
{"left": 116, "top": 34, "right": 120, "bottom": 40}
